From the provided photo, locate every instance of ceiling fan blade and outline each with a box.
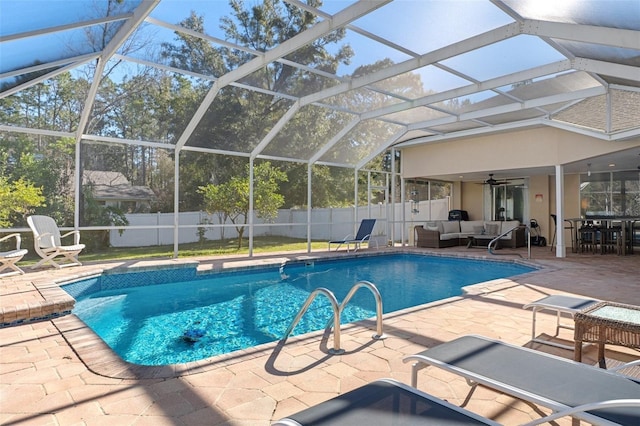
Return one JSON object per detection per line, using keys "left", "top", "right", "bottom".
{"left": 475, "top": 174, "right": 513, "bottom": 185}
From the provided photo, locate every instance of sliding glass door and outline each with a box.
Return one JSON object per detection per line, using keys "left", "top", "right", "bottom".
{"left": 484, "top": 179, "right": 527, "bottom": 223}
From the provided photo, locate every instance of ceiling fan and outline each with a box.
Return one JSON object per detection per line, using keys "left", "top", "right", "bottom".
{"left": 478, "top": 173, "right": 511, "bottom": 186}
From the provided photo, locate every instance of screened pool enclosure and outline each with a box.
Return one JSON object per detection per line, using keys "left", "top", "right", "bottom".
{"left": 1, "top": 0, "right": 639, "bottom": 256}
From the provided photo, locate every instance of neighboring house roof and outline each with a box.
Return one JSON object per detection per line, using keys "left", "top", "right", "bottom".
{"left": 80, "top": 171, "right": 155, "bottom": 202}
{"left": 83, "top": 170, "right": 130, "bottom": 186}
{"left": 91, "top": 184, "right": 155, "bottom": 201}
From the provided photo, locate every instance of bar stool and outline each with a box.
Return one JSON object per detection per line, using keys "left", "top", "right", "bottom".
{"left": 599, "top": 225, "right": 621, "bottom": 255}
{"left": 627, "top": 220, "right": 638, "bottom": 254}
{"left": 579, "top": 222, "right": 599, "bottom": 253}
{"left": 550, "top": 214, "right": 574, "bottom": 252}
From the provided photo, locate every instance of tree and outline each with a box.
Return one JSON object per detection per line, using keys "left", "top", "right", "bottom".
{"left": 0, "top": 176, "right": 45, "bottom": 227}
{"left": 0, "top": 134, "right": 76, "bottom": 225}
{"left": 162, "top": 1, "right": 354, "bottom": 210}
{"left": 198, "top": 161, "right": 287, "bottom": 248}
{"left": 81, "top": 185, "right": 129, "bottom": 250}
{"left": 196, "top": 182, "right": 232, "bottom": 241}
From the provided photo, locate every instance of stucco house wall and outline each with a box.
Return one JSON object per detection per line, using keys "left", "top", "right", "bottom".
{"left": 401, "top": 127, "right": 640, "bottom": 239}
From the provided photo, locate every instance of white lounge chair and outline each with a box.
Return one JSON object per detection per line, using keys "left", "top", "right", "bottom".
{"left": 27, "top": 215, "right": 85, "bottom": 269}
{"left": 0, "top": 233, "right": 28, "bottom": 277}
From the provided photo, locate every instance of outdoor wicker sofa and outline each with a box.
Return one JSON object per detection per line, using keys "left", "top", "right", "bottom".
{"left": 415, "top": 220, "right": 526, "bottom": 249}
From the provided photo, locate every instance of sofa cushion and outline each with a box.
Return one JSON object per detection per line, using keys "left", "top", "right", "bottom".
{"left": 459, "top": 220, "right": 484, "bottom": 234}
{"left": 442, "top": 221, "right": 460, "bottom": 234}
{"left": 440, "top": 233, "right": 460, "bottom": 241}
{"left": 485, "top": 222, "right": 500, "bottom": 236}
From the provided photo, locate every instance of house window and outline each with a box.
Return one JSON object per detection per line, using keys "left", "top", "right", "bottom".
{"left": 119, "top": 201, "right": 137, "bottom": 213}
{"left": 404, "top": 179, "right": 452, "bottom": 202}
{"left": 404, "top": 179, "right": 452, "bottom": 220}
{"left": 580, "top": 171, "right": 640, "bottom": 216}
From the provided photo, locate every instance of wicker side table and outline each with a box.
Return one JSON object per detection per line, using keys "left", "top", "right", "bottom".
{"left": 574, "top": 301, "right": 640, "bottom": 367}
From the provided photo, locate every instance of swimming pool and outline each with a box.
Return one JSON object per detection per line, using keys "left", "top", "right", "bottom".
{"left": 64, "top": 253, "right": 535, "bottom": 366}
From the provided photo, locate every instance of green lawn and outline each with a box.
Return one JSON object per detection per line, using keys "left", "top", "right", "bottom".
{"left": 18, "top": 236, "right": 328, "bottom": 265}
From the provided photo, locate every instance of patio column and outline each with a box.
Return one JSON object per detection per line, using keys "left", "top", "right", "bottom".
{"left": 173, "top": 151, "right": 180, "bottom": 259}
{"left": 307, "top": 163, "right": 312, "bottom": 253}
{"left": 555, "top": 164, "right": 566, "bottom": 258}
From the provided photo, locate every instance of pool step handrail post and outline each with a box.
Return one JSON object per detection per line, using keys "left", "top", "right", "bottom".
{"left": 326, "top": 280, "right": 386, "bottom": 340}
{"left": 280, "top": 287, "right": 344, "bottom": 354}
{"left": 488, "top": 225, "right": 525, "bottom": 259}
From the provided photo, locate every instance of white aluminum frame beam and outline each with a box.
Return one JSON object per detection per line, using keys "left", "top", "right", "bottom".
{"left": 521, "top": 19, "right": 640, "bottom": 50}
{"left": 309, "top": 118, "right": 361, "bottom": 164}
{"left": 406, "top": 86, "right": 606, "bottom": 131}
{"left": 73, "top": 0, "right": 160, "bottom": 230}
{"left": 116, "top": 54, "right": 300, "bottom": 103}
{"left": 174, "top": 0, "right": 391, "bottom": 153}
{"left": 0, "top": 125, "right": 74, "bottom": 138}
{"left": 146, "top": 16, "right": 262, "bottom": 57}
{"left": 0, "top": 56, "right": 98, "bottom": 99}
{"left": 0, "top": 52, "right": 100, "bottom": 80}
{"left": 361, "top": 60, "right": 573, "bottom": 121}
{"left": 395, "top": 112, "right": 640, "bottom": 150}
{"left": 75, "top": 0, "right": 161, "bottom": 139}
{"left": 0, "top": 14, "right": 131, "bottom": 43}
{"left": 148, "top": 16, "right": 347, "bottom": 86}
{"left": 396, "top": 118, "right": 548, "bottom": 148}
{"left": 573, "top": 58, "right": 640, "bottom": 82}
{"left": 81, "top": 134, "right": 174, "bottom": 150}
{"left": 286, "top": 0, "right": 421, "bottom": 58}
{"left": 251, "top": 101, "right": 301, "bottom": 159}
{"left": 357, "top": 127, "right": 408, "bottom": 170}
{"left": 301, "top": 21, "right": 521, "bottom": 106}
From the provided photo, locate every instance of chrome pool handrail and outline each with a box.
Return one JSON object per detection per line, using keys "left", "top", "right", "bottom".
{"left": 280, "top": 287, "right": 344, "bottom": 354}
{"left": 488, "top": 225, "right": 527, "bottom": 258}
{"left": 281, "top": 281, "right": 386, "bottom": 354}
{"left": 326, "top": 280, "right": 386, "bottom": 340}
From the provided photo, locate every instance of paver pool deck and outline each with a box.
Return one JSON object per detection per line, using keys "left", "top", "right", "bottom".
{"left": 1, "top": 245, "right": 639, "bottom": 425}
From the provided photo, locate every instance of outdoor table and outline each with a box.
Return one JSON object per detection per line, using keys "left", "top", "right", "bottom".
{"left": 466, "top": 235, "right": 498, "bottom": 249}
{"left": 523, "top": 295, "right": 599, "bottom": 350}
{"left": 574, "top": 301, "right": 640, "bottom": 367}
{"left": 567, "top": 216, "right": 640, "bottom": 255}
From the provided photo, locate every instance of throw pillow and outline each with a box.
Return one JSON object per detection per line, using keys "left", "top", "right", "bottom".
{"left": 424, "top": 221, "right": 439, "bottom": 231}
{"left": 473, "top": 225, "right": 484, "bottom": 234}
{"left": 485, "top": 223, "right": 500, "bottom": 235}
{"left": 442, "top": 221, "right": 460, "bottom": 234}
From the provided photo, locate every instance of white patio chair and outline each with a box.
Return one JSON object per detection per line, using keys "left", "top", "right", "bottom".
{"left": 0, "top": 233, "right": 28, "bottom": 277}
{"left": 27, "top": 215, "right": 85, "bottom": 269}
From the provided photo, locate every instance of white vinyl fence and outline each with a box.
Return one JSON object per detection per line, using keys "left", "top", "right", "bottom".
{"left": 109, "top": 198, "right": 449, "bottom": 247}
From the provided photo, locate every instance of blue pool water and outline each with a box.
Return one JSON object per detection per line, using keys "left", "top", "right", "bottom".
{"left": 66, "top": 254, "right": 534, "bottom": 366}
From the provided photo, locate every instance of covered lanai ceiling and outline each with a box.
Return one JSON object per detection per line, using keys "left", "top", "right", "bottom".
{"left": 1, "top": 0, "right": 639, "bottom": 171}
